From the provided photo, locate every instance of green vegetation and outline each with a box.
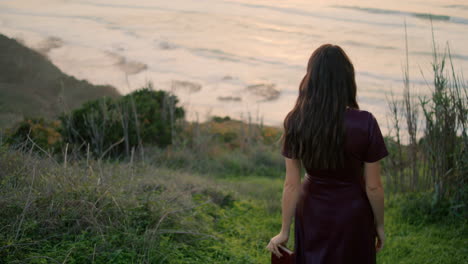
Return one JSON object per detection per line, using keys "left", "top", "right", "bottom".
{"left": 378, "top": 196, "right": 467, "bottom": 264}
{"left": 5, "top": 117, "right": 62, "bottom": 154}
{"left": 1, "top": 148, "right": 466, "bottom": 264}
{"left": 384, "top": 27, "right": 467, "bottom": 220}
{"left": 1, "top": 102, "right": 466, "bottom": 263}
{"left": 59, "top": 87, "right": 185, "bottom": 158}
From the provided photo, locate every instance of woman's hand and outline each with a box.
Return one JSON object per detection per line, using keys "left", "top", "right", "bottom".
{"left": 266, "top": 232, "right": 289, "bottom": 258}
{"left": 375, "top": 225, "right": 385, "bottom": 253}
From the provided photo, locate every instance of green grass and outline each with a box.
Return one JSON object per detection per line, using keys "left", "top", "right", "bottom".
{"left": 0, "top": 147, "right": 466, "bottom": 263}
{"left": 220, "top": 177, "right": 468, "bottom": 264}
{"left": 378, "top": 200, "right": 467, "bottom": 263}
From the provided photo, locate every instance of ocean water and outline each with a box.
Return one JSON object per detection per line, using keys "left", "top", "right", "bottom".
{"left": 1, "top": 0, "right": 467, "bottom": 132}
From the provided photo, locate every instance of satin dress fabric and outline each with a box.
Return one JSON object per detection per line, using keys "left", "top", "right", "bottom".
{"left": 282, "top": 108, "right": 389, "bottom": 264}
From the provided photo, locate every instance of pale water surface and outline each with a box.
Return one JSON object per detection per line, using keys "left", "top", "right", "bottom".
{"left": 1, "top": 0, "right": 467, "bottom": 132}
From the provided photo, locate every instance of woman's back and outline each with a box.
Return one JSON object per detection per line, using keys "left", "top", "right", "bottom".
{"left": 282, "top": 108, "right": 388, "bottom": 264}
{"left": 297, "top": 108, "right": 387, "bottom": 178}
{"left": 266, "top": 44, "right": 387, "bottom": 264}
{"left": 283, "top": 108, "right": 387, "bottom": 174}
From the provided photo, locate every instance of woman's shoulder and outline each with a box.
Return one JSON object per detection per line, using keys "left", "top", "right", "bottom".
{"left": 345, "top": 108, "right": 388, "bottom": 162}
{"left": 346, "top": 107, "right": 375, "bottom": 120}
{"left": 345, "top": 108, "right": 379, "bottom": 133}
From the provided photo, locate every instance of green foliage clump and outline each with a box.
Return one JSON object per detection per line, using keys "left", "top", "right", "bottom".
{"left": 60, "top": 86, "right": 184, "bottom": 158}
{"left": 4, "top": 117, "right": 62, "bottom": 153}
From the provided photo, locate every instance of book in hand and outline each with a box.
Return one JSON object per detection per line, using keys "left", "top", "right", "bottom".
{"left": 271, "top": 244, "right": 295, "bottom": 264}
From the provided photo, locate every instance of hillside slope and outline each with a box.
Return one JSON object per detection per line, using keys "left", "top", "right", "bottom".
{"left": 0, "top": 34, "right": 120, "bottom": 128}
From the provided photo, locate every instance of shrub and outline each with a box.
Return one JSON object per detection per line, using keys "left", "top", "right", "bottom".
{"left": 385, "top": 27, "right": 467, "bottom": 217}
{"left": 4, "top": 117, "right": 62, "bottom": 153}
{"left": 60, "top": 86, "right": 184, "bottom": 158}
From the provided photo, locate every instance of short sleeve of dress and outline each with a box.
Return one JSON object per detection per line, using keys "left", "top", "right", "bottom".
{"left": 363, "top": 113, "right": 389, "bottom": 162}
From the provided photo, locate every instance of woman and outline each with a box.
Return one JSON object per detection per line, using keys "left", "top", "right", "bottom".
{"left": 266, "top": 44, "right": 388, "bottom": 263}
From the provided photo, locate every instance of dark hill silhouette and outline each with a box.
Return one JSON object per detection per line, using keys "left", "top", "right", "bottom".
{"left": 0, "top": 34, "right": 120, "bottom": 128}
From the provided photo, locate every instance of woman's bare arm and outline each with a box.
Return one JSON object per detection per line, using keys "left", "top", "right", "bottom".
{"left": 364, "top": 160, "right": 386, "bottom": 252}
{"left": 364, "top": 161, "right": 384, "bottom": 227}
{"left": 280, "top": 157, "right": 302, "bottom": 236}
{"left": 266, "top": 157, "right": 302, "bottom": 257}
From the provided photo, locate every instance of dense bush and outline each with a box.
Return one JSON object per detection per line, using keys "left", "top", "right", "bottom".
{"left": 60, "top": 87, "right": 185, "bottom": 158}
{"left": 4, "top": 117, "right": 62, "bottom": 153}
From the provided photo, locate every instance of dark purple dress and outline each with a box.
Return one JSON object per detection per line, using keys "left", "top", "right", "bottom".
{"left": 282, "top": 108, "right": 389, "bottom": 264}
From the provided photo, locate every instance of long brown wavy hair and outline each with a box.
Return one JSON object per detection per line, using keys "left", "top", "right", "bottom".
{"left": 282, "top": 44, "right": 359, "bottom": 170}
